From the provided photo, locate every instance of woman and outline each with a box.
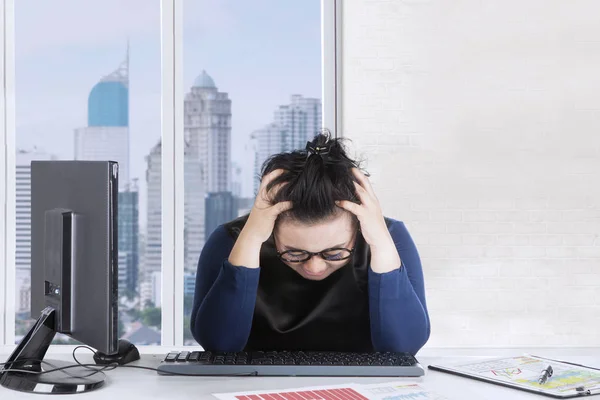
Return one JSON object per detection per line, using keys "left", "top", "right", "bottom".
{"left": 190, "top": 133, "right": 430, "bottom": 355}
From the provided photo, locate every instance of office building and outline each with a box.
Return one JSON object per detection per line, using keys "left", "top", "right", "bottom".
{"left": 184, "top": 151, "right": 205, "bottom": 271}
{"left": 118, "top": 252, "right": 128, "bottom": 298}
{"left": 74, "top": 51, "right": 130, "bottom": 189}
{"left": 118, "top": 183, "right": 139, "bottom": 296}
{"left": 144, "top": 142, "right": 162, "bottom": 277}
{"left": 184, "top": 273, "right": 195, "bottom": 297}
{"left": 140, "top": 271, "right": 161, "bottom": 309}
{"left": 231, "top": 161, "right": 243, "bottom": 198}
{"left": 184, "top": 70, "right": 231, "bottom": 192}
{"left": 144, "top": 142, "right": 206, "bottom": 274}
{"left": 74, "top": 126, "right": 129, "bottom": 188}
{"left": 204, "top": 192, "right": 236, "bottom": 240}
{"left": 250, "top": 123, "right": 288, "bottom": 195}
{"left": 251, "top": 95, "right": 322, "bottom": 194}
{"left": 17, "top": 280, "right": 31, "bottom": 314}
{"left": 274, "top": 94, "right": 322, "bottom": 151}
{"left": 15, "top": 149, "right": 56, "bottom": 273}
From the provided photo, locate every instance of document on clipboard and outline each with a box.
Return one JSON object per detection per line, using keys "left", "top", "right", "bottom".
{"left": 428, "top": 354, "right": 600, "bottom": 398}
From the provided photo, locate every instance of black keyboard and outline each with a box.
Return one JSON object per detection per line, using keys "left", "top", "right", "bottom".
{"left": 157, "top": 350, "right": 424, "bottom": 377}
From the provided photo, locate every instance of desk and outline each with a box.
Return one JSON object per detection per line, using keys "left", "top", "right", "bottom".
{"left": 1, "top": 348, "right": 599, "bottom": 399}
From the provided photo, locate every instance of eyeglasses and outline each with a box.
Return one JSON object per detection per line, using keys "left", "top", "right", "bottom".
{"left": 274, "top": 230, "right": 357, "bottom": 263}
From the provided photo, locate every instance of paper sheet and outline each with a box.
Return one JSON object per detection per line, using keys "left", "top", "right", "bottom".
{"left": 354, "top": 382, "right": 450, "bottom": 399}
{"left": 212, "top": 383, "right": 368, "bottom": 400}
{"left": 213, "top": 382, "right": 447, "bottom": 400}
{"left": 451, "top": 355, "right": 600, "bottom": 396}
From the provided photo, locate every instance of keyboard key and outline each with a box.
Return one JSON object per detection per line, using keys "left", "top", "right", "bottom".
{"left": 164, "top": 352, "right": 178, "bottom": 362}
{"left": 176, "top": 351, "right": 190, "bottom": 362}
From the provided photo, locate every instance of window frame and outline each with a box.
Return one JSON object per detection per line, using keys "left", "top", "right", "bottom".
{"left": 0, "top": 0, "right": 341, "bottom": 348}
{"left": 0, "top": 0, "right": 6, "bottom": 349}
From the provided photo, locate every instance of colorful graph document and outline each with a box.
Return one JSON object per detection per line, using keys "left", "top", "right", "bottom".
{"left": 353, "top": 382, "right": 450, "bottom": 399}
{"left": 213, "top": 382, "right": 448, "bottom": 400}
{"left": 429, "top": 354, "right": 600, "bottom": 398}
{"left": 212, "top": 384, "right": 369, "bottom": 400}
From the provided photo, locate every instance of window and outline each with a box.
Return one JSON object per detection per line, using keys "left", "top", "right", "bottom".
{"left": 1, "top": 0, "right": 339, "bottom": 347}
{"left": 181, "top": 0, "right": 325, "bottom": 345}
{"left": 11, "top": 0, "right": 161, "bottom": 345}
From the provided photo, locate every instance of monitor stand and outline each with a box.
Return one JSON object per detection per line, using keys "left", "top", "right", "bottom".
{"left": 0, "top": 307, "right": 106, "bottom": 394}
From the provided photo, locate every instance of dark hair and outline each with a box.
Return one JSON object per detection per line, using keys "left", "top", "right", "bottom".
{"left": 261, "top": 130, "right": 368, "bottom": 225}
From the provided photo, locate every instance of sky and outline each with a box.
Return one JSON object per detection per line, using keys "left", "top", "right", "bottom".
{"left": 15, "top": 0, "right": 322, "bottom": 226}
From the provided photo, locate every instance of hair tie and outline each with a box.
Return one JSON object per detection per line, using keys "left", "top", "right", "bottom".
{"left": 306, "top": 141, "right": 330, "bottom": 161}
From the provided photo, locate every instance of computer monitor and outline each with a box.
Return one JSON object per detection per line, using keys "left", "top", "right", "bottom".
{"left": 0, "top": 161, "right": 138, "bottom": 394}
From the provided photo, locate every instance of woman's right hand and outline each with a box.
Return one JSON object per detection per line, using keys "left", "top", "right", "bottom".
{"left": 228, "top": 169, "right": 292, "bottom": 269}
{"left": 241, "top": 169, "right": 293, "bottom": 244}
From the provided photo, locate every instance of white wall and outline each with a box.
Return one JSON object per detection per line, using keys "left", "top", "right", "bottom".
{"left": 342, "top": 0, "right": 600, "bottom": 347}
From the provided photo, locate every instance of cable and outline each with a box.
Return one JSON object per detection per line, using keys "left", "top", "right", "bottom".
{"left": 1, "top": 347, "right": 117, "bottom": 379}
{"left": 2, "top": 347, "right": 260, "bottom": 378}
{"left": 71, "top": 346, "right": 258, "bottom": 376}
{"left": 1, "top": 358, "right": 92, "bottom": 378}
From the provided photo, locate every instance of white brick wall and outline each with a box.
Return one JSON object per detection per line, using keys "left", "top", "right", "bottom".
{"left": 342, "top": 0, "right": 600, "bottom": 347}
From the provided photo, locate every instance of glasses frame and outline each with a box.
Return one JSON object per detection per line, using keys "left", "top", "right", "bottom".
{"left": 274, "top": 228, "right": 358, "bottom": 263}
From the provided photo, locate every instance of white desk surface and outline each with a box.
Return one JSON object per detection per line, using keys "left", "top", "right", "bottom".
{"left": 1, "top": 347, "right": 599, "bottom": 399}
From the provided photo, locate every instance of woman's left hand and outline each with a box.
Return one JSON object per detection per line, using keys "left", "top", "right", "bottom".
{"left": 336, "top": 168, "right": 401, "bottom": 273}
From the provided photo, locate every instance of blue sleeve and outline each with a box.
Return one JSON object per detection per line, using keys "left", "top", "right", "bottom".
{"left": 190, "top": 225, "right": 260, "bottom": 351}
{"left": 368, "top": 220, "right": 431, "bottom": 355}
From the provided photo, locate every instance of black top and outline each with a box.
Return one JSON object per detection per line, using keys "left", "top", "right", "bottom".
{"left": 190, "top": 214, "right": 431, "bottom": 354}
{"left": 223, "top": 214, "right": 388, "bottom": 352}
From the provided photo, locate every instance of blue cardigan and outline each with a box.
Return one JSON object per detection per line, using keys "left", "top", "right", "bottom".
{"left": 190, "top": 219, "right": 431, "bottom": 354}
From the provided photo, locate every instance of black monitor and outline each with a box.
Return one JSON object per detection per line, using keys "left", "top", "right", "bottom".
{"left": 0, "top": 161, "right": 138, "bottom": 394}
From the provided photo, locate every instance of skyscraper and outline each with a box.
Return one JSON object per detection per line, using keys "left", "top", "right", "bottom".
{"left": 144, "top": 142, "right": 206, "bottom": 277}
{"left": 231, "top": 161, "right": 243, "bottom": 198}
{"left": 119, "top": 182, "right": 139, "bottom": 297}
{"left": 184, "top": 70, "right": 231, "bottom": 192}
{"left": 144, "top": 142, "right": 162, "bottom": 278}
{"left": 205, "top": 192, "right": 236, "bottom": 239}
{"left": 184, "top": 149, "right": 205, "bottom": 271}
{"left": 274, "top": 94, "right": 322, "bottom": 151}
{"left": 74, "top": 51, "right": 130, "bottom": 189}
{"left": 15, "top": 149, "right": 56, "bottom": 316}
{"left": 15, "top": 149, "right": 56, "bottom": 274}
{"left": 252, "top": 95, "right": 322, "bottom": 194}
{"left": 250, "top": 122, "right": 288, "bottom": 195}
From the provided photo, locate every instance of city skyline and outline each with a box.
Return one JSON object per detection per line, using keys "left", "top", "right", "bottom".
{"left": 14, "top": 48, "right": 323, "bottom": 344}
{"left": 15, "top": 0, "right": 322, "bottom": 216}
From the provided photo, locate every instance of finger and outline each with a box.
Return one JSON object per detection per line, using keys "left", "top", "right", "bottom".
{"left": 260, "top": 169, "right": 286, "bottom": 191}
{"left": 272, "top": 201, "right": 293, "bottom": 216}
{"left": 335, "top": 200, "right": 364, "bottom": 217}
{"left": 269, "top": 182, "right": 287, "bottom": 200}
{"left": 352, "top": 168, "right": 377, "bottom": 198}
{"left": 259, "top": 181, "right": 283, "bottom": 203}
{"left": 258, "top": 169, "right": 286, "bottom": 200}
{"left": 353, "top": 180, "right": 373, "bottom": 206}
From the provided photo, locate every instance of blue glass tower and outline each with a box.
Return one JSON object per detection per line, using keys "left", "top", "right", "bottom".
{"left": 88, "top": 81, "right": 128, "bottom": 126}
{"left": 87, "top": 50, "right": 129, "bottom": 127}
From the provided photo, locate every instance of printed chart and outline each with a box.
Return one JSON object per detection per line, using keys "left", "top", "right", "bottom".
{"left": 213, "top": 385, "right": 368, "bottom": 400}
{"left": 214, "top": 382, "right": 448, "bottom": 400}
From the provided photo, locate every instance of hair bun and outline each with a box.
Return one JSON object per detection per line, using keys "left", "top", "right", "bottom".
{"left": 305, "top": 129, "right": 336, "bottom": 162}
{"left": 260, "top": 129, "right": 366, "bottom": 224}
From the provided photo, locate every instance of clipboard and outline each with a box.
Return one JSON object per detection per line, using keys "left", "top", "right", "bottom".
{"left": 428, "top": 354, "right": 600, "bottom": 398}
